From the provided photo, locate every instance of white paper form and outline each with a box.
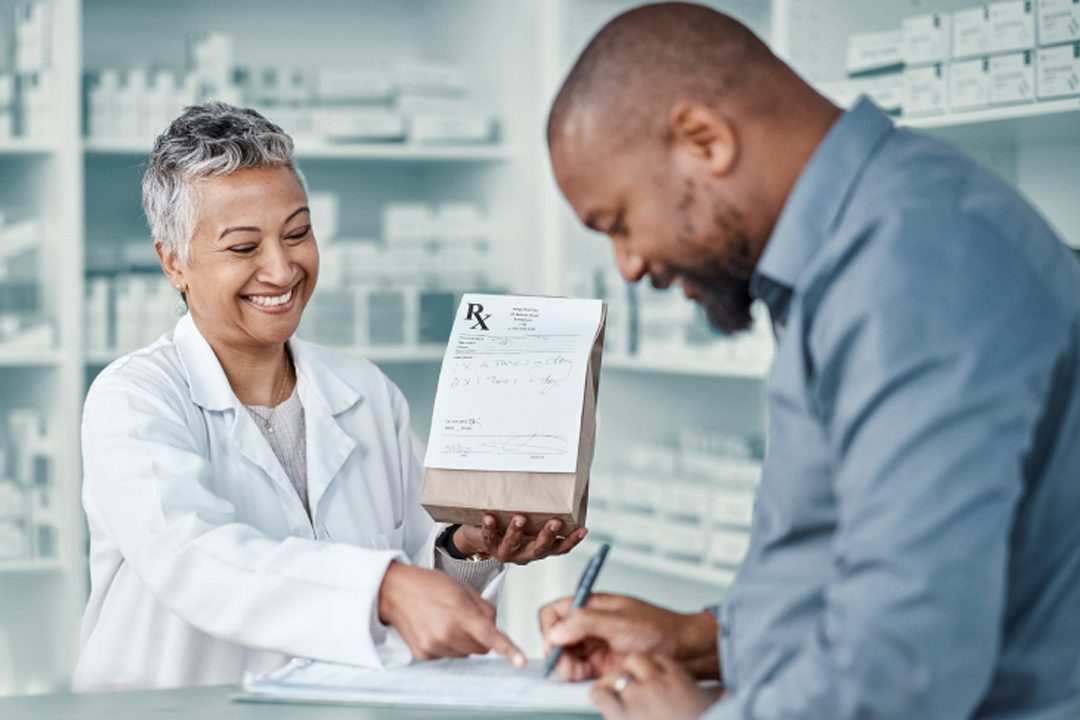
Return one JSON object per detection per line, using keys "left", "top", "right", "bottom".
{"left": 240, "top": 657, "right": 596, "bottom": 712}
{"left": 425, "top": 294, "right": 604, "bottom": 474}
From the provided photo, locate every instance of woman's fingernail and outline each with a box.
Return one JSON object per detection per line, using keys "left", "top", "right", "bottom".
{"left": 515, "top": 518, "right": 525, "bottom": 528}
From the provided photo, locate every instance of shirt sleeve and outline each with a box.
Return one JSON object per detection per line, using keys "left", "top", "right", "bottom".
{"left": 707, "top": 209, "right": 1066, "bottom": 719}
{"left": 82, "top": 364, "right": 409, "bottom": 669}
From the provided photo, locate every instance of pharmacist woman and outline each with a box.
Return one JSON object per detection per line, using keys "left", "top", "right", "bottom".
{"left": 73, "top": 102, "right": 587, "bottom": 692}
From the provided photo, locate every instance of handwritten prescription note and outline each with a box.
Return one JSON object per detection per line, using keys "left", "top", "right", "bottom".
{"left": 425, "top": 294, "right": 604, "bottom": 474}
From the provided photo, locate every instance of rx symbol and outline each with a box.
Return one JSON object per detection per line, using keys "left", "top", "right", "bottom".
{"left": 466, "top": 302, "right": 492, "bottom": 331}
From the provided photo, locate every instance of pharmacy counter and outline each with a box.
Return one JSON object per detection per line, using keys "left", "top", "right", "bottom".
{"left": 0, "top": 685, "right": 600, "bottom": 719}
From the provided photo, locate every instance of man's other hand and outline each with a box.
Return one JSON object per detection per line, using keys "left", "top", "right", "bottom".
{"left": 591, "top": 653, "right": 720, "bottom": 720}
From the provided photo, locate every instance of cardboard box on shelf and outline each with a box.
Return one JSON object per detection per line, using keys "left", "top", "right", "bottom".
{"left": 661, "top": 480, "right": 711, "bottom": 523}
{"left": 904, "top": 63, "right": 947, "bottom": 116}
{"left": 1036, "top": 42, "right": 1080, "bottom": 98}
{"left": 656, "top": 521, "right": 708, "bottom": 562}
{"left": 817, "top": 73, "right": 904, "bottom": 113}
{"left": 846, "top": 30, "right": 904, "bottom": 75}
{"left": 711, "top": 486, "right": 757, "bottom": 528}
{"left": 409, "top": 114, "right": 493, "bottom": 144}
{"left": 902, "top": 13, "right": 952, "bottom": 66}
{"left": 316, "top": 67, "right": 393, "bottom": 103}
{"left": 988, "top": 0, "right": 1036, "bottom": 54}
{"left": 950, "top": 57, "right": 993, "bottom": 110}
{"left": 316, "top": 107, "right": 405, "bottom": 142}
{"left": 1038, "top": 0, "right": 1080, "bottom": 45}
{"left": 954, "top": 6, "right": 992, "bottom": 59}
{"left": 708, "top": 528, "right": 751, "bottom": 567}
{"left": 990, "top": 50, "right": 1037, "bottom": 104}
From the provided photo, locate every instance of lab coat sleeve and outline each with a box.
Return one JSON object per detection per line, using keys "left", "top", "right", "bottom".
{"left": 82, "top": 363, "right": 409, "bottom": 669}
{"left": 387, "top": 376, "right": 507, "bottom": 603}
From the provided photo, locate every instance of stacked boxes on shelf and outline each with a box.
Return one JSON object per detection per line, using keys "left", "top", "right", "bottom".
{"left": 821, "top": 1, "right": 1079, "bottom": 117}
{"left": 0, "top": 2, "right": 53, "bottom": 141}
{"left": 299, "top": 194, "right": 497, "bottom": 350}
{"left": 0, "top": 410, "right": 57, "bottom": 562}
{"left": 0, "top": 212, "right": 53, "bottom": 350}
{"left": 84, "top": 240, "right": 176, "bottom": 360}
{"left": 85, "top": 31, "right": 498, "bottom": 146}
{"left": 587, "top": 430, "right": 761, "bottom": 583}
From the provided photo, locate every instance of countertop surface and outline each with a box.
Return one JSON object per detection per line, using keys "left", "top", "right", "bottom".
{"left": 0, "top": 684, "right": 601, "bottom": 719}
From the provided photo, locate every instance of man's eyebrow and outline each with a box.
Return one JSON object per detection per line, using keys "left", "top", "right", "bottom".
{"left": 217, "top": 207, "right": 310, "bottom": 240}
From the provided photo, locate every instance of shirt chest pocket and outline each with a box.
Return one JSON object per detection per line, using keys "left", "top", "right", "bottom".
{"left": 366, "top": 523, "right": 405, "bottom": 551}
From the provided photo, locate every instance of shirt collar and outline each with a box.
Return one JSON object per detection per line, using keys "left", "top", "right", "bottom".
{"left": 173, "top": 313, "right": 362, "bottom": 416}
{"left": 751, "top": 98, "right": 896, "bottom": 319}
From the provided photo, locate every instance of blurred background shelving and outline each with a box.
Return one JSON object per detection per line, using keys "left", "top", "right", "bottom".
{"left": 0, "top": 0, "right": 1076, "bottom": 696}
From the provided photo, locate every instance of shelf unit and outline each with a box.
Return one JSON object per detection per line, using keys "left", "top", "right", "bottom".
{"left": 3, "top": 0, "right": 1077, "bottom": 693}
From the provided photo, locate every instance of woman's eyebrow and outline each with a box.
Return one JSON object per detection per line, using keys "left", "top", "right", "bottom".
{"left": 219, "top": 225, "right": 260, "bottom": 239}
{"left": 217, "top": 207, "right": 309, "bottom": 240}
{"left": 286, "top": 206, "right": 310, "bottom": 223}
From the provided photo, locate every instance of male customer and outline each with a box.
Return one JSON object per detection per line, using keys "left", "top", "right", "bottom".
{"left": 540, "top": 4, "right": 1080, "bottom": 719}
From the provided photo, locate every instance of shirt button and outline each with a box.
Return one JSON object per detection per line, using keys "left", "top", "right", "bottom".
{"left": 292, "top": 527, "right": 311, "bottom": 538}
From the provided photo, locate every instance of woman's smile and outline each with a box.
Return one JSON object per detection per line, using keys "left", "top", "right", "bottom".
{"left": 243, "top": 282, "right": 300, "bottom": 313}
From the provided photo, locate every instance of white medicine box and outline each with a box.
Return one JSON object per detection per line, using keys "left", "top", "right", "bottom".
{"left": 990, "top": 50, "right": 1037, "bottom": 103}
{"left": 950, "top": 57, "right": 993, "bottom": 110}
{"left": 1038, "top": 0, "right": 1080, "bottom": 46}
{"left": 903, "top": 13, "right": 952, "bottom": 65}
{"left": 846, "top": 30, "right": 904, "bottom": 75}
{"left": 954, "top": 7, "right": 991, "bottom": 59}
{"left": 904, "top": 63, "right": 947, "bottom": 116}
{"left": 989, "top": 1, "right": 1036, "bottom": 53}
{"left": 1036, "top": 42, "right": 1080, "bottom": 98}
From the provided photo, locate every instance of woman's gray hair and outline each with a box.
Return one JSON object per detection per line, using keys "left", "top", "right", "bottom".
{"left": 142, "top": 101, "right": 306, "bottom": 266}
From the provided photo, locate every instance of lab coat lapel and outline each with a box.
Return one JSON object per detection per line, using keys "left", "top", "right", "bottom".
{"left": 172, "top": 314, "right": 311, "bottom": 526}
{"left": 290, "top": 340, "right": 361, "bottom": 520}
{"left": 228, "top": 407, "right": 312, "bottom": 525}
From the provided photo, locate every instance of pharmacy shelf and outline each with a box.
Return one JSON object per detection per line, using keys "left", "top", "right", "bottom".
{"left": 0, "top": 347, "right": 65, "bottom": 368}
{"left": 0, "top": 139, "right": 60, "bottom": 155}
{"left": 0, "top": 558, "right": 64, "bottom": 573}
{"left": 87, "top": 345, "right": 448, "bottom": 367}
{"left": 583, "top": 539, "right": 738, "bottom": 588}
{"left": 901, "top": 97, "right": 1080, "bottom": 146}
{"left": 84, "top": 138, "right": 516, "bottom": 163}
{"left": 602, "top": 353, "right": 772, "bottom": 379}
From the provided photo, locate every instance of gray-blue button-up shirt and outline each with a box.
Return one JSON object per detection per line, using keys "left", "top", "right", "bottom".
{"left": 705, "top": 99, "right": 1080, "bottom": 720}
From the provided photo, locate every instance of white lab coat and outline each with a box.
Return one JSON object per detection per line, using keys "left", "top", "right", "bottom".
{"left": 73, "top": 313, "right": 505, "bottom": 692}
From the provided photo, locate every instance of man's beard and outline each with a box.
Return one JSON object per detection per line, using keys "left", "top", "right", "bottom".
{"left": 667, "top": 188, "right": 758, "bottom": 335}
{"left": 670, "top": 248, "right": 754, "bottom": 335}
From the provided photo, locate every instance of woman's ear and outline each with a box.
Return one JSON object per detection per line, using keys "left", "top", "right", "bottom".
{"left": 667, "top": 101, "right": 738, "bottom": 178}
{"left": 156, "top": 240, "right": 187, "bottom": 293}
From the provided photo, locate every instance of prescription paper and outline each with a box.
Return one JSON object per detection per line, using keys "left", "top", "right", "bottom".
{"left": 240, "top": 657, "right": 597, "bottom": 712}
{"left": 425, "top": 293, "right": 604, "bottom": 474}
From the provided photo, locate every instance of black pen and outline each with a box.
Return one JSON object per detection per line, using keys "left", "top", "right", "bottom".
{"left": 542, "top": 542, "right": 610, "bottom": 679}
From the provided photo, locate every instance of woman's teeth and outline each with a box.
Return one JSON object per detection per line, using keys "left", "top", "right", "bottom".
{"left": 248, "top": 288, "right": 293, "bottom": 307}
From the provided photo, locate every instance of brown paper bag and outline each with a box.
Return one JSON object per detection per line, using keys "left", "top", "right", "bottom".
{"left": 421, "top": 306, "right": 605, "bottom": 536}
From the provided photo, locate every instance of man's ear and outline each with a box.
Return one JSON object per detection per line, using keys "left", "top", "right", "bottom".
{"left": 667, "top": 101, "right": 738, "bottom": 178}
{"left": 156, "top": 240, "right": 186, "bottom": 293}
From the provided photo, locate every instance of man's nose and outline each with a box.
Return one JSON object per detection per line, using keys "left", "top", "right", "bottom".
{"left": 613, "top": 243, "right": 647, "bottom": 284}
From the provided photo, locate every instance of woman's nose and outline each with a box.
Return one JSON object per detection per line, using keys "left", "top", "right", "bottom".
{"left": 257, "top": 239, "right": 295, "bottom": 285}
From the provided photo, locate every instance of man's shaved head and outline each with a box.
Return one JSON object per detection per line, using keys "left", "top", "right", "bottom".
{"left": 548, "top": 2, "right": 777, "bottom": 151}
